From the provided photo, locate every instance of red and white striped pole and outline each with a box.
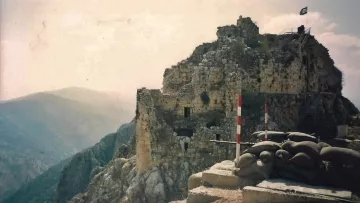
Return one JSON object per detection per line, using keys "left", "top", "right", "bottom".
{"left": 265, "top": 102, "right": 269, "bottom": 141}
{"left": 236, "top": 95, "right": 242, "bottom": 162}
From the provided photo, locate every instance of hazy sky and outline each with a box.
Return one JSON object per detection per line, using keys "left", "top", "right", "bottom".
{"left": 1, "top": 0, "right": 360, "bottom": 106}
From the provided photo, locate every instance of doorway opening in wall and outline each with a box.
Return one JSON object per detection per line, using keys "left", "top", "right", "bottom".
{"left": 184, "top": 142, "right": 189, "bottom": 152}
{"left": 184, "top": 107, "right": 191, "bottom": 118}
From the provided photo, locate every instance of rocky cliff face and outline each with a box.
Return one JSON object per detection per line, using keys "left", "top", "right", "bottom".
{"left": 67, "top": 16, "right": 359, "bottom": 203}
{"left": 55, "top": 121, "right": 135, "bottom": 203}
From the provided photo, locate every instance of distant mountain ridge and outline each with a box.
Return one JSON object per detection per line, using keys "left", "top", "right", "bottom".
{"left": 0, "top": 87, "right": 134, "bottom": 199}
{"left": 2, "top": 121, "right": 135, "bottom": 203}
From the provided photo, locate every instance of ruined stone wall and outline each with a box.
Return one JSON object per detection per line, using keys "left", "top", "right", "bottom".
{"left": 133, "top": 15, "right": 359, "bottom": 201}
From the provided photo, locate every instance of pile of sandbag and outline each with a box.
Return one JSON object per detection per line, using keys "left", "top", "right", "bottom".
{"left": 253, "top": 131, "right": 318, "bottom": 143}
{"left": 234, "top": 141, "right": 280, "bottom": 187}
{"left": 320, "top": 146, "right": 360, "bottom": 191}
{"left": 235, "top": 138, "right": 360, "bottom": 192}
{"left": 274, "top": 140, "right": 324, "bottom": 185}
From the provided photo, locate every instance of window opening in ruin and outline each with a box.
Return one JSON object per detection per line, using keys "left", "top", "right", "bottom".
{"left": 184, "top": 142, "right": 189, "bottom": 152}
{"left": 184, "top": 107, "right": 191, "bottom": 118}
{"left": 200, "top": 91, "right": 210, "bottom": 105}
{"left": 228, "top": 34, "right": 232, "bottom": 37}
{"left": 214, "top": 99, "right": 217, "bottom": 104}
{"left": 215, "top": 134, "right": 221, "bottom": 146}
{"left": 176, "top": 128, "right": 194, "bottom": 138}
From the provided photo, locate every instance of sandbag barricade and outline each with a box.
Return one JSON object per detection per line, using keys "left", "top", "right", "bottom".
{"left": 257, "top": 132, "right": 288, "bottom": 143}
{"left": 236, "top": 138, "right": 360, "bottom": 193}
{"left": 287, "top": 132, "right": 318, "bottom": 143}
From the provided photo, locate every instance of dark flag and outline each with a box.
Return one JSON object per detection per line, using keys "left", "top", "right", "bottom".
{"left": 300, "top": 7, "right": 308, "bottom": 15}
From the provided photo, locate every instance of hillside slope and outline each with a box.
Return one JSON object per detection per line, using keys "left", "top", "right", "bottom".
{"left": 2, "top": 121, "right": 135, "bottom": 203}
{"left": 0, "top": 87, "right": 134, "bottom": 198}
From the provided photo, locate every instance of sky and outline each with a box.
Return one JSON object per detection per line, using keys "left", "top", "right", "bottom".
{"left": 1, "top": 0, "right": 360, "bottom": 107}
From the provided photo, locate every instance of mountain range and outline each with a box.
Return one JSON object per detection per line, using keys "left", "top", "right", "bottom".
{"left": 0, "top": 87, "right": 134, "bottom": 199}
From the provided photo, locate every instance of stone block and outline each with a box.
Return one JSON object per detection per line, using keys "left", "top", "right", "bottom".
{"left": 337, "top": 125, "right": 348, "bottom": 138}
{"left": 202, "top": 169, "right": 240, "bottom": 189}
{"left": 187, "top": 186, "right": 242, "bottom": 203}
{"left": 210, "top": 160, "right": 237, "bottom": 171}
{"left": 256, "top": 179, "right": 352, "bottom": 199}
{"left": 243, "top": 186, "right": 343, "bottom": 203}
{"left": 188, "top": 172, "right": 203, "bottom": 191}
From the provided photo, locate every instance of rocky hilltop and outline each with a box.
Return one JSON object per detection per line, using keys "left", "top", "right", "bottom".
{"left": 66, "top": 16, "right": 359, "bottom": 203}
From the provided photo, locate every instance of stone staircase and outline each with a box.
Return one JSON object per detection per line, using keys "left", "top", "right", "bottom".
{"left": 184, "top": 160, "right": 243, "bottom": 203}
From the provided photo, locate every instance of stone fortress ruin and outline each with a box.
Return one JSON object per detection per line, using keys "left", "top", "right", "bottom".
{"left": 132, "top": 15, "right": 360, "bottom": 202}
{"left": 64, "top": 14, "right": 360, "bottom": 203}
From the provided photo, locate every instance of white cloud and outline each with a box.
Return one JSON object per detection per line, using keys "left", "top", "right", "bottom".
{"left": 317, "top": 32, "right": 360, "bottom": 49}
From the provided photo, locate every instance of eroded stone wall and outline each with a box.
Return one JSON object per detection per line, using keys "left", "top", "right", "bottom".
{"left": 132, "top": 15, "right": 359, "bottom": 201}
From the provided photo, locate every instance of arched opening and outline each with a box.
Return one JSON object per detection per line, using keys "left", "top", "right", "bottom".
{"left": 184, "top": 107, "right": 191, "bottom": 118}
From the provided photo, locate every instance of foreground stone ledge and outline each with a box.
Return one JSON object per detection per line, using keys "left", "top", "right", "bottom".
{"left": 243, "top": 186, "right": 344, "bottom": 203}
{"left": 187, "top": 186, "right": 242, "bottom": 203}
{"left": 257, "top": 179, "right": 352, "bottom": 199}
{"left": 202, "top": 169, "right": 240, "bottom": 189}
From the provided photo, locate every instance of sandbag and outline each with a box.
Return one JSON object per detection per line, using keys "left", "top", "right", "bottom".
{"left": 252, "top": 131, "right": 283, "bottom": 137}
{"left": 320, "top": 147, "right": 360, "bottom": 166}
{"left": 257, "top": 132, "right": 288, "bottom": 142}
{"left": 236, "top": 159, "right": 274, "bottom": 180}
{"left": 274, "top": 158, "right": 320, "bottom": 185}
{"left": 288, "top": 132, "right": 317, "bottom": 142}
{"left": 322, "top": 162, "right": 359, "bottom": 190}
{"left": 252, "top": 131, "right": 264, "bottom": 136}
{"left": 259, "top": 151, "right": 275, "bottom": 163}
{"left": 244, "top": 141, "right": 282, "bottom": 155}
{"left": 318, "top": 142, "right": 331, "bottom": 149}
{"left": 282, "top": 141, "right": 321, "bottom": 161}
{"left": 236, "top": 153, "right": 257, "bottom": 168}
{"left": 275, "top": 149, "right": 291, "bottom": 162}
{"left": 289, "top": 152, "right": 317, "bottom": 169}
